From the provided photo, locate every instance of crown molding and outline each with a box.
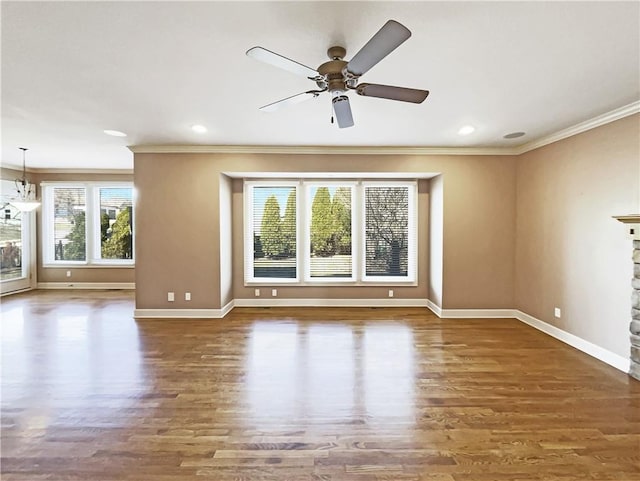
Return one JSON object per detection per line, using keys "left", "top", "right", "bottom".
{"left": 31, "top": 168, "right": 133, "bottom": 174}
{"left": 514, "top": 100, "right": 640, "bottom": 154}
{"left": 613, "top": 214, "right": 640, "bottom": 224}
{"left": 129, "top": 144, "right": 515, "bottom": 156}
{"left": 1, "top": 164, "right": 133, "bottom": 175}
{"left": 0, "top": 163, "right": 28, "bottom": 173}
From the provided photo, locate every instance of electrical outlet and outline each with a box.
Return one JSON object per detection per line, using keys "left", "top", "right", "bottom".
{"left": 168, "top": 292, "right": 175, "bottom": 302}
{"left": 272, "top": 289, "right": 277, "bottom": 297}
{"left": 254, "top": 289, "right": 261, "bottom": 297}
{"left": 554, "top": 307, "right": 561, "bottom": 318}
{"left": 66, "top": 270, "right": 71, "bottom": 278}
{"left": 185, "top": 292, "right": 191, "bottom": 301}
{"left": 388, "top": 289, "right": 394, "bottom": 298}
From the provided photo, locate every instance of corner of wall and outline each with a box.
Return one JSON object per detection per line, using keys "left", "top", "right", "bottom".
{"left": 428, "top": 174, "right": 444, "bottom": 307}
{"left": 219, "top": 173, "right": 233, "bottom": 307}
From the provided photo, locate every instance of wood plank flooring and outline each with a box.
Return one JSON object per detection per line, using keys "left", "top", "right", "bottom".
{"left": 1, "top": 290, "right": 639, "bottom": 480}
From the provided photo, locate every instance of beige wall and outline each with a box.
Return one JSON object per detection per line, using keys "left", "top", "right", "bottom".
{"left": 515, "top": 114, "right": 640, "bottom": 358}
{"left": 440, "top": 155, "right": 517, "bottom": 308}
{"left": 134, "top": 155, "right": 221, "bottom": 309}
{"left": 134, "top": 152, "right": 517, "bottom": 310}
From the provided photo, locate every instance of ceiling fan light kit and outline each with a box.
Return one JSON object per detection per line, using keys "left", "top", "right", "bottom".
{"left": 332, "top": 95, "right": 354, "bottom": 128}
{"left": 247, "top": 20, "right": 429, "bottom": 129}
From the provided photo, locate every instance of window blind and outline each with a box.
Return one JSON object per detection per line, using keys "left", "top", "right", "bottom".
{"left": 99, "top": 187, "right": 133, "bottom": 260}
{"left": 309, "top": 185, "right": 353, "bottom": 279}
{"left": 53, "top": 187, "right": 86, "bottom": 261}
{"left": 364, "top": 186, "right": 409, "bottom": 277}
{"left": 251, "top": 185, "right": 297, "bottom": 279}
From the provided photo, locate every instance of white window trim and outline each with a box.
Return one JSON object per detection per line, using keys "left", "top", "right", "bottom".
{"left": 244, "top": 179, "right": 417, "bottom": 286}
{"left": 41, "top": 181, "right": 135, "bottom": 267}
{"left": 244, "top": 180, "right": 300, "bottom": 284}
{"left": 303, "top": 180, "right": 358, "bottom": 283}
{"left": 361, "top": 181, "right": 417, "bottom": 284}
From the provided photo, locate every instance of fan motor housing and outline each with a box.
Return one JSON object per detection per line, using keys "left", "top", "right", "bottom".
{"left": 317, "top": 58, "right": 348, "bottom": 93}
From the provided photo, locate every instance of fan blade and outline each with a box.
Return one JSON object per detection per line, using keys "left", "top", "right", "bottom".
{"left": 259, "top": 91, "right": 319, "bottom": 112}
{"left": 356, "top": 83, "right": 429, "bottom": 103}
{"left": 247, "top": 47, "right": 318, "bottom": 78}
{"left": 345, "top": 20, "right": 411, "bottom": 77}
{"left": 332, "top": 95, "right": 354, "bottom": 128}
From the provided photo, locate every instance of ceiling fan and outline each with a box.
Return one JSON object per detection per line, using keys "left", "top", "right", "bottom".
{"left": 246, "top": 20, "right": 429, "bottom": 129}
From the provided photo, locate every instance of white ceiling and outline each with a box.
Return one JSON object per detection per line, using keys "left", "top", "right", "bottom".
{"left": 2, "top": 1, "right": 639, "bottom": 170}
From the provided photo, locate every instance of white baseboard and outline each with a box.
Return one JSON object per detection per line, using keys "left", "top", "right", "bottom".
{"left": 441, "top": 308, "right": 518, "bottom": 318}
{"left": 232, "top": 298, "right": 429, "bottom": 308}
{"left": 426, "top": 299, "right": 442, "bottom": 316}
{"left": 37, "top": 282, "right": 135, "bottom": 290}
{"left": 427, "top": 302, "right": 517, "bottom": 319}
{"left": 514, "top": 310, "right": 630, "bottom": 374}
{"left": 220, "top": 299, "right": 235, "bottom": 317}
{"left": 1, "top": 286, "right": 35, "bottom": 297}
{"left": 133, "top": 298, "right": 426, "bottom": 319}
{"left": 135, "top": 307, "right": 227, "bottom": 319}
{"left": 134, "top": 300, "right": 234, "bottom": 319}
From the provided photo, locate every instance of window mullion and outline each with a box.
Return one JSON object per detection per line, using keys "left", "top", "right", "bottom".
{"left": 353, "top": 182, "right": 362, "bottom": 283}
{"left": 244, "top": 185, "right": 253, "bottom": 283}
{"left": 300, "top": 181, "right": 309, "bottom": 282}
{"left": 87, "top": 185, "right": 98, "bottom": 262}
{"left": 43, "top": 186, "right": 53, "bottom": 264}
{"left": 408, "top": 185, "right": 417, "bottom": 283}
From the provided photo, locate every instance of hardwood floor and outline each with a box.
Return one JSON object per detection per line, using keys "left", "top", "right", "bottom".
{"left": 1, "top": 290, "right": 639, "bottom": 480}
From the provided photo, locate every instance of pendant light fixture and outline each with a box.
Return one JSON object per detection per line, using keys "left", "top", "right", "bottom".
{"left": 10, "top": 147, "right": 40, "bottom": 212}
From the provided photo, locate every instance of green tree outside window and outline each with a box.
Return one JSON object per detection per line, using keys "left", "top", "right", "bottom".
{"left": 260, "top": 195, "right": 283, "bottom": 258}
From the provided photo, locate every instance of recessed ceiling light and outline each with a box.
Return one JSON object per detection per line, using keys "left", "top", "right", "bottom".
{"left": 458, "top": 125, "right": 475, "bottom": 136}
{"left": 503, "top": 131, "right": 526, "bottom": 139}
{"left": 191, "top": 124, "right": 207, "bottom": 133}
{"left": 103, "top": 129, "right": 127, "bottom": 137}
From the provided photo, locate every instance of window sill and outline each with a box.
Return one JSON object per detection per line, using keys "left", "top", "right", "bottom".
{"left": 244, "top": 281, "right": 418, "bottom": 287}
{"left": 43, "top": 263, "right": 135, "bottom": 269}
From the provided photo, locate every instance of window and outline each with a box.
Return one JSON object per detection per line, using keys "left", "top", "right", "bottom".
{"left": 42, "top": 183, "right": 134, "bottom": 265}
{"left": 247, "top": 183, "right": 298, "bottom": 281}
{"left": 245, "top": 180, "right": 416, "bottom": 284}
{"left": 0, "top": 179, "right": 32, "bottom": 287}
{"left": 98, "top": 187, "right": 133, "bottom": 261}
{"left": 1, "top": 206, "right": 22, "bottom": 281}
{"left": 363, "top": 184, "right": 415, "bottom": 282}
{"left": 307, "top": 183, "right": 355, "bottom": 281}
{"left": 52, "top": 186, "right": 86, "bottom": 261}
